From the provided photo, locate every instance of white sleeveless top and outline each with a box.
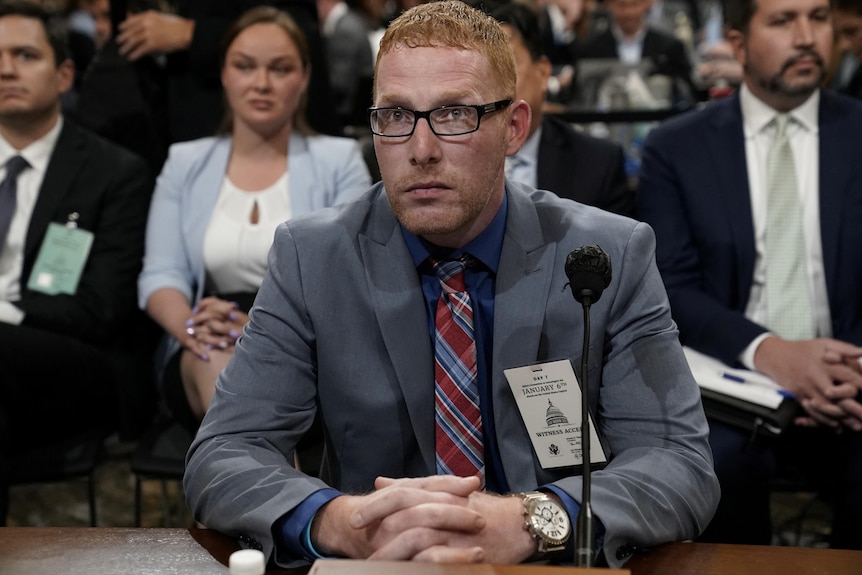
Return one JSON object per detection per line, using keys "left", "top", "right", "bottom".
{"left": 203, "top": 172, "right": 291, "bottom": 294}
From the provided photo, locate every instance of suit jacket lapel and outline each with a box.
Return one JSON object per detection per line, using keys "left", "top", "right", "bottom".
{"left": 359, "top": 186, "right": 437, "bottom": 472}
{"left": 642, "top": 30, "right": 658, "bottom": 59}
{"left": 536, "top": 117, "right": 569, "bottom": 195}
{"left": 358, "top": 184, "right": 558, "bottom": 481}
{"left": 25, "top": 122, "right": 84, "bottom": 265}
{"left": 707, "top": 96, "right": 757, "bottom": 300}
{"left": 602, "top": 31, "right": 620, "bottom": 59}
{"left": 817, "top": 92, "right": 849, "bottom": 299}
{"left": 492, "top": 185, "right": 557, "bottom": 487}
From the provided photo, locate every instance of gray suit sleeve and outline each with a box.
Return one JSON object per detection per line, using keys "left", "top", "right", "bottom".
{"left": 184, "top": 221, "right": 330, "bottom": 565}
{"left": 552, "top": 222, "right": 719, "bottom": 566}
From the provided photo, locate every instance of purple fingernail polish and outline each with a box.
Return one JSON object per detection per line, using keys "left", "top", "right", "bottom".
{"left": 185, "top": 318, "right": 194, "bottom": 327}
{"left": 229, "top": 311, "right": 238, "bottom": 321}
{"left": 229, "top": 329, "right": 239, "bottom": 339}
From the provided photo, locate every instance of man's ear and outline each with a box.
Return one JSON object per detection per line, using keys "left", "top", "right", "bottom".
{"left": 56, "top": 58, "right": 75, "bottom": 95}
{"left": 505, "top": 99, "right": 532, "bottom": 155}
{"left": 726, "top": 29, "right": 747, "bottom": 69}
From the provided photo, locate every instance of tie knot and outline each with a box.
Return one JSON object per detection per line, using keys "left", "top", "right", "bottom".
{"left": 772, "top": 114, "right": 791, "bottom": 140}
{"left": 431, "top": 257, "right": 469, "bottom": 293}
{"left": 4, "top": 156, "right": 29, "bottom": 180}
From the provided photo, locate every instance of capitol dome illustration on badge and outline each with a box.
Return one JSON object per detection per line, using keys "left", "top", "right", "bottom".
{"left": 545, "top": 399, "right": 569, "bottom": 426}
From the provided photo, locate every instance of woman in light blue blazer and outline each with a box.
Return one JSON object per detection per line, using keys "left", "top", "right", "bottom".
{"left": 138, "top": 7, "right": 371, "bottom": 428}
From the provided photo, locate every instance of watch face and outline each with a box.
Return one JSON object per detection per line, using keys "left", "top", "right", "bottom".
{"left": 530, "top": 499, "right": 570, "bottom": 543}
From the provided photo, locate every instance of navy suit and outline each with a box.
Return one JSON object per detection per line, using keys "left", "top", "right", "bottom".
{"left": 537, "top": 115, "right": 634, "bottom": 218}
{"left": 637, "top": 90, "right": 862, "bottom": 548}
{"left": 0, "top": 120, "right": 153, "bottom": 523}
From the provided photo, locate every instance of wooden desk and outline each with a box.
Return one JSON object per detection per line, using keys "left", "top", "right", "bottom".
{"left": 1, "top": 527, "right": 860, "bottom": 575}
{"left": 624, "top": 541, "right": 862, "bottom": 575}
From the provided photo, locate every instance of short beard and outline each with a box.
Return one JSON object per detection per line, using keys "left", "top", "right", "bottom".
{"left": 750, "top": 49, "right": 825, "bottom": 99}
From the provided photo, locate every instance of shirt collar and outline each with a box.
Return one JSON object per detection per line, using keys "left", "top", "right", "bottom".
{"left": 402, "top": 190, "right": 508, "bottom": 274}
{"left": 513, "top": 125, "right": 542, "bottom": 166}
{"left": 740, "top": 83, "right": 819, "bottom": 138}
{"left": 0, "top": 116, "right": 64, "bottom": 173}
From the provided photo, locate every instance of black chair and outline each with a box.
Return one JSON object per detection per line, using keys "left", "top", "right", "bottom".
{"left": 130, "top": 417, "right": 193, "bottom": 527}
{"left": 8, "top": 427, "right": 111, "bottom": 526}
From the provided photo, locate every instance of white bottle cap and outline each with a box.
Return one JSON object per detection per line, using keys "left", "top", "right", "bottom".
{"left": 229, "top": 549, "right": 265, "bottom": 575}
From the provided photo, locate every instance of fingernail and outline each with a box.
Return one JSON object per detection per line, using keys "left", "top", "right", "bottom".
{"left": 229, "top": 329, "right": 239, "bottom": 339}
{"left": 201, "top": 353, "right": 209, "bottom": 362}
{"left": 229, "top": 311, "right": 238, "bottom": 321}
{"left": 184, "top": 318, "right": 194, "bottom": 327}
{"left": 231, "top": 301, "right": 239, "bottom": 308}
{"left": 185, "top": 327, "right": 195, "bottom": 335}
{"left": 219, "top": 340, "right": 228, "bottom": 349}
{"left": 192, "top": 305, "right": 199, "bottom": 313}
{"left": 205, "top": 343, "right": 213, "bottom": 350}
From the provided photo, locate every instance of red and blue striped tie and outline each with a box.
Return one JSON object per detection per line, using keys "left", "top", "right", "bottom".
{"left": 432, "top": 257, "right": 484, "bottom": 486}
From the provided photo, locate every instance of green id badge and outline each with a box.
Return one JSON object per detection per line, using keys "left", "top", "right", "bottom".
{"left": 26, "top": 222, "right": 94, "bottom": 295}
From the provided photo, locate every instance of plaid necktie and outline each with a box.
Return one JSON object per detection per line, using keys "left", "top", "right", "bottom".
{"left": 431, "top": 257, "right": 484, "bottom": 485}
{"left": 765, "top": 114, "right": 814, "bottom": 340}
{"left": 0, "top": 156, "right": 29, "bottom": 246}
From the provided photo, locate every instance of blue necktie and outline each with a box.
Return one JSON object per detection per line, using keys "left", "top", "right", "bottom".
{"left": 0, "top": 156, "right": 30, "bottom": 247}
{"left": 432, "top": 257, "right": 484, "bottom": 486}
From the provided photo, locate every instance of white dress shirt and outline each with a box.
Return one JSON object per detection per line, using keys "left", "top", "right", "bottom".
{"left": 0, "top": 117, "right": 63, "bottom": 325}
{"left": 738, "top": 85, "right": 831, "bottom": 368}
{"left": 611, "top": 23, "right": 647, "bottom": 65}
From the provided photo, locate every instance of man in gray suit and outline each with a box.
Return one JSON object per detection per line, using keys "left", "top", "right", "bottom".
{"left": 185, "top": 1, "right": 718, "bottom": 568}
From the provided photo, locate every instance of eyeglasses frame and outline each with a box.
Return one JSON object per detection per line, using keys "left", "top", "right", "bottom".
{"left": 367, "top": 99, "right": 513, "bottom": 137}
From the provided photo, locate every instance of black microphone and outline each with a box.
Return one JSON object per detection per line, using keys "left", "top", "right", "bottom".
{"left": 564, "top": 244, "right": 612, "bottom": 568}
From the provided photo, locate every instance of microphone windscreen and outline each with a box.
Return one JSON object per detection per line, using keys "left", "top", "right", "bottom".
{"left": 565, "top": 245, "right": 612, "bottom": 304}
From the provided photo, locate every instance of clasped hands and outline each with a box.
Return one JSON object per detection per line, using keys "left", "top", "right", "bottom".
{"left": 310, "top": 475, "right": 539, "bottom": 564}
{"left": 180, "top": 297, "right": 249, "bottom": 362}
{"left": 754, "top": 337, "right": 862, "bottom": 431}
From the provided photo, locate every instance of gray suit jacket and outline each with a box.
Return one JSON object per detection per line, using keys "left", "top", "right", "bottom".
{"left": 185, "top": 181, "right": 718, "bottom": 567}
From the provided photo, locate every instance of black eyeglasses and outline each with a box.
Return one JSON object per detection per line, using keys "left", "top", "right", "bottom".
{"left": 368, "top": 99, "right": 512, "bottom": 137}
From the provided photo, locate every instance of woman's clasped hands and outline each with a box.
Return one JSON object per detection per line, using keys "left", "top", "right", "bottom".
{"left": 182, "top": 297, "right": 250, "bottom": 362}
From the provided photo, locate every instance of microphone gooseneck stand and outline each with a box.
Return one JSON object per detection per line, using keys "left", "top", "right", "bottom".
{"left": 575, "top": 291, "right": 594, "bottom": 568}
{"left": 564, "top": 244, "right": 612, "bottom": 568}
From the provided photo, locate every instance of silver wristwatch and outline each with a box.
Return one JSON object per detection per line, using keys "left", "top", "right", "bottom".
{"left": 520, "top": 491, "right": 571, "bottom": 554}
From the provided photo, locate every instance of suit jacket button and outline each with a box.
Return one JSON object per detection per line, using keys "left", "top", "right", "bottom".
{"left": 616, "top": 544, "right": 634, "bottom": 560}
